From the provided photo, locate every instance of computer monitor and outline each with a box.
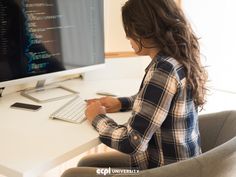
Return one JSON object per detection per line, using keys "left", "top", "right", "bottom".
{"left": 0, "top": 0, "right": 104, "bottom": 101}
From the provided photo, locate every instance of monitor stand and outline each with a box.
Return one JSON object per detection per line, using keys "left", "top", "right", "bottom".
{"left": 21, "top": 80, "right": 78, "bottom": 103}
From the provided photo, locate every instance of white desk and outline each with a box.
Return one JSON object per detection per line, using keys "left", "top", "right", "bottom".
{"left": 0, "top": 78, "right": 141, "bottom": 177}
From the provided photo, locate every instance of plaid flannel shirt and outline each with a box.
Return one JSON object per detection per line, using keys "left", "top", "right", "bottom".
{"left": 92, "top": 53, "right": 202, "bottom": 170}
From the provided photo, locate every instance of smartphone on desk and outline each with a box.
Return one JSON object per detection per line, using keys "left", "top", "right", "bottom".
{"left": 10, "top": 102, "right": 42, "bottom": 111}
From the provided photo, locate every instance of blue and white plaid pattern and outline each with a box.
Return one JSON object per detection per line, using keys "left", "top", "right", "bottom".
{"left": 92, "top": 53, "right": 202, "bottom": 170}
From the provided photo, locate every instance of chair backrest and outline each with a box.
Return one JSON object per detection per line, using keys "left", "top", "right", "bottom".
{"left": 197, "top": 110, "right": 236, "bottom": 177}
{"left": 199, "top": 110, "right": 236, "bottom": 153}
{"left": 215, "top": 111, "right": 236, "bottom": 146}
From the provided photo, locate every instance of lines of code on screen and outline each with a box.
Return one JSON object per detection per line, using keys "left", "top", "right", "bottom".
{"left": 0, "top": 0, "right": 104, "bottom": 83}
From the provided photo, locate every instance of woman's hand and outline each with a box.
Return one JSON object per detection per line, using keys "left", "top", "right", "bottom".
{"left": 85, "top": 101, "right": 106, "bottom": 123}
{"left": 86, "top": 96, "right": 122, "bottom": 113}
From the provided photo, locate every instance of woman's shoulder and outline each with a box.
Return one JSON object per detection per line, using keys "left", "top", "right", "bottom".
{"left": 153, "top": 55, "right": 183, "bottom": 72}
{"left": 149, "top": 56, "right": 186, "bottom": 83}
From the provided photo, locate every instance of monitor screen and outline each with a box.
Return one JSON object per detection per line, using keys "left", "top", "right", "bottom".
{"left": 0, "top": 0, "right": 104, "bottom": 84}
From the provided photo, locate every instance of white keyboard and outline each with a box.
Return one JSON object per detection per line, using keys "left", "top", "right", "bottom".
{"left": 50, "top": 96, "right": 87, "bottom": 124}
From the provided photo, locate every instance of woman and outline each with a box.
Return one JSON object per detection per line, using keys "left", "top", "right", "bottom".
{"left": 62, "top": 0, "right": 207, "bottom": 176}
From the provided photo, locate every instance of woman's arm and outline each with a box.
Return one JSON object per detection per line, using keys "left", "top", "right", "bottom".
{"left": 118, "top": 94, "right": 137, "bottom": 111}
{"left": 86, "top": 94, "right": 137, "bottom": 113}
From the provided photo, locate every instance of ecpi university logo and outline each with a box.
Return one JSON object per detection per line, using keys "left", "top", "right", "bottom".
{"left": 96, "top": 167, "right": 139, "bottom": 176}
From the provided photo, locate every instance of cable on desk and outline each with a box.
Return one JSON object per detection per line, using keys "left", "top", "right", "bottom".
{"left": 0, "top": 87, "right": 5, "bottom": 97}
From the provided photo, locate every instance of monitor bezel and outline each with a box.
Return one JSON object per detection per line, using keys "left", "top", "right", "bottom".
{"left": 0, "top": 63, "right": 105, "bottom": 88}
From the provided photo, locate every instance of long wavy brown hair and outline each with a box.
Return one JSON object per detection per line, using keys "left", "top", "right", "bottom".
{"left": 122, "top": 0, "right": 208, "bottom": 108}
